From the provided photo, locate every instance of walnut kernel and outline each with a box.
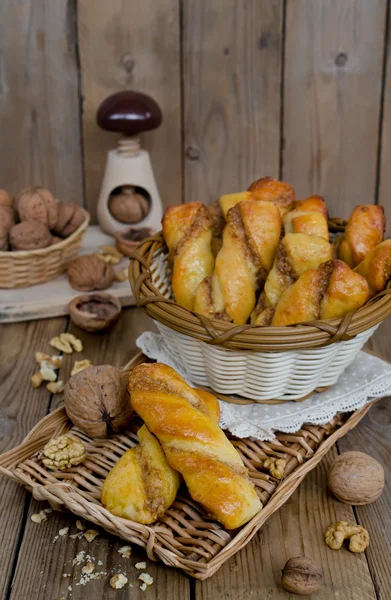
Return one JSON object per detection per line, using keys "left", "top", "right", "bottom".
{"left": 71, "top": 359, "right": 93, "bottom": 376}
{"left": 41, "top": 434, "right": 86, "bottom": 471}
{"left": 325, "top": 521, "right": 369, "bottom": 553}
{"left": 109, "top": 573, "right": 128, "bottom": 589}
{"left": 264, "top": 457, "right": 286, "bottom": 480}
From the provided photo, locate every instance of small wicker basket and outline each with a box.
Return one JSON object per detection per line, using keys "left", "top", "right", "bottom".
{"left": 0, "top": 209, "right": 90, "bottom": 288}
{"left": 129, "top": 227, "right": 391, "bottom": 404}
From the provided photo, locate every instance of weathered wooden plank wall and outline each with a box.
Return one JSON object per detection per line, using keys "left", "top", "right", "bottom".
{"left": 0, "top": 0, "right": 390, "bottom": 345}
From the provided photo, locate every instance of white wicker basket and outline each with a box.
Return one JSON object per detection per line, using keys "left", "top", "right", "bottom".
{"left": 129, "top": 234, "right": 391, "bottom": 404}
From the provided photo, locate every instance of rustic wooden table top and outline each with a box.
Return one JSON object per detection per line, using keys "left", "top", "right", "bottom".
{"left": 0, "top": 307, "right": 390, "bottom": 600}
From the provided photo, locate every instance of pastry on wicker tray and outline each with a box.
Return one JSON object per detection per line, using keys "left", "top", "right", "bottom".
{"left": 129, "top": 363, "right": 262, "bottom": 529}
{"left": 354, "top": 239, "right": 391, "bottom": 297}
{"left": 194, "top": 200, "right": 281, "bottom": 325}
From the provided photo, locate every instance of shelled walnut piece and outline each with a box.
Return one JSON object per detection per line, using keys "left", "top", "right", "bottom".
{"left": 264, "top": 457, "right": 286, "bottom": 480}
{"left": 325, "top": 521, "right": 369, "bottom": 553}
{"left": 41, "top": 434, "right": 86, "bottom": 471}
{"left": 95, "top": 245, "right": 124, "bottom": 265}
{"left": 71, "top": 359, "right": 93, "bottom": 376}
{"left": 50, "top": 333, "right": 83, "bottom": 354}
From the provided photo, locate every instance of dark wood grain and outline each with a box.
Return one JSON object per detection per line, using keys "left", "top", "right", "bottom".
{"left": 0, "top": 0, "right": 84, "bottom": 202}
{"left": 0, "top": 318, "right": 67, "bottom": 600}
{"left": 195, "top": 447, "right": 378, "bottom": 600}
{"left": 283, "top": 0, "right": 387, "bottom": 218}
{"left": 77, "top": 0, "right": 182, "bottom": 219}
{"left": 182, "top": 0, "right": 283, "bottom": 204}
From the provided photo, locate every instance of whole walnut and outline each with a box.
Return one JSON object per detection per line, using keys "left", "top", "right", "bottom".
{"left": 67, "top": 254, "right": 115, "bottom": 291}
{"left": 18, "top": 186, "right": 58, "bottom": 229}
{"left": 10, "top": 221, "right": 52, "bottom": 250}
{"left": 328, "top": 451, "right": 384, "bottom": 505}
{"left": 0, "top": 205, "right": 16, "bottom": 231}
{"left": 0, "top": 189, "right": 14, "bottom": 207}
{"left": 0, "top": 226, "right": 8, "bottom": 251}
{"left": 282, "top": 557, "right": 323, "bottom": 596}
{"left": 109, "top": 186, "right": 149, "bottom": 224}
{"left": 54, "top": 202, "right": 85, "bottom": 237}
{"left": 64, "top": 365, "right": 133, "bottom": 437}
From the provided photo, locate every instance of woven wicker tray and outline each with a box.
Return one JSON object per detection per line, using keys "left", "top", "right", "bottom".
{"left": 0, "top": 353, "right": 375, "bottom": 580}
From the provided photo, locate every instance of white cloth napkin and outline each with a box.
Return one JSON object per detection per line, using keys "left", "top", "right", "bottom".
{"left": 136, "top": 331, "right": 391, "bottom": 441}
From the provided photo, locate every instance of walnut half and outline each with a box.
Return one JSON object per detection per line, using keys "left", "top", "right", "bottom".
{"left": 325, "top": 521, "right": 369, "bottom": 553}
{"left": 41, "top": 434, "right": 86, "bottom": 471}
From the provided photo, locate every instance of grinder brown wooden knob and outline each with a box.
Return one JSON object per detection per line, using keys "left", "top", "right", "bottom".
{"left": 96, "top": 90, "right": 163, "bottom": 235}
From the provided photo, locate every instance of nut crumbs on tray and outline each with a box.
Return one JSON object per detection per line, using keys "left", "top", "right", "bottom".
{"left": 118, "top": 545, "right": 132, "bottom": 558}
{"left": 109, "top": 573, "right": 128, "bottom": 589}
{"left": 135, "top": 561, "right": 146, "bottom": 569}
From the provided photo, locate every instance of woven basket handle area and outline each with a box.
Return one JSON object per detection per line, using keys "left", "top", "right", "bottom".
{"left": 128, "top": 233, "right": 391, "bottom": 351}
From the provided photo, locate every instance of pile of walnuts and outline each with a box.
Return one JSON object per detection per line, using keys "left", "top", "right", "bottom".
{"left": 0, "top": 186, "right": 85, "bottom": 252}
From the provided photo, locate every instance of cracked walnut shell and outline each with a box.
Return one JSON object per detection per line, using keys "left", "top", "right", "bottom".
{"left": 10, "top": 221, "right": 52, "bottom": 250}
{"left": 328, "top": 451, "right": 384, "bottom": 505}
{"left": 64, "top": 365, "right": 132, "bottom": 437}
{"left": 54, "top": 202, "right": 85, "bottom": 237}
{"left": 325, "top": 521, "right": 369, "bottom": 553}
{"left": 67, "top": 254, "right": 115, "bottom": 292}
{"left": 41, "top": 434, "right": 86, "bottom": 471}
{"left": 18, "top": 186, "right": 58, "bottom": 229}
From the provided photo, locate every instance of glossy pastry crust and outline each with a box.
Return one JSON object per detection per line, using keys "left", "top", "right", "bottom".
{"left": 247, "top": 176, "right": 296, "bottom": 216}
{"left": 354, "top": 239, "right": 391, "bottom": 297}
{"left": 162, "top": 202, "right": 214, "bottom": 310}
{"left": 294, "top": 195, "right": 328, "bottom": 219}
{"left": 337, "top": 205, "right": 385, "bottom": 267}
{"left": 272, "top": 260, "right": 369, "bottom": 326}
{"left": 129, "top": 363, "right": 262, "bottom": 529}
{"left": 194, "top": 200, "right": 282, "bottom": 324}
{"left": 252, "top": 233, "right": 332, "bottom": 324}
{"left": 101, "top": 425, "right": 180, "bottom": 524}
{"left": 283, "top": 210, "right": 329, "bottom": 240}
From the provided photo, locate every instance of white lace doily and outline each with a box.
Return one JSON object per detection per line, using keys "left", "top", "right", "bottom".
{"left": 136, "top": 331, "right": 391, "bottom": 441}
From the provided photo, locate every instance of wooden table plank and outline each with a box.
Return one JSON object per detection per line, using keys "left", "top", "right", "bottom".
{"left": 195, "top": 447, "right": 378, "bottom": 599}
{"left": 182, "top": 0, "right": 283, "bottom": 204}
{"left": 0, "top": 318, "right": 67, "bottom": 600}
{"left": 7, "top": 308, "right": 189, "bottom": 600}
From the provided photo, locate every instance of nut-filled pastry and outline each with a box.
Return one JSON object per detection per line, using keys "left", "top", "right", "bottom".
{"left": 129, "top": 363, "right": 262, "bottom": 529}
{"left": 194, "top": 200, "right": 281, "bottom": 324}
{"left": 162, "top": 202, "right": 214, "bottom": 310}
{"left": 337, "top": 205, "right": 385, "bottom": 267}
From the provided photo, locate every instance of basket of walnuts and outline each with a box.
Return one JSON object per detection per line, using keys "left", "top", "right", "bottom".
{"left": 0, "top": 187, "right": 89, "bottom": 288}
{"left": 129, "top": 176, "right": 391, "bottom": 403}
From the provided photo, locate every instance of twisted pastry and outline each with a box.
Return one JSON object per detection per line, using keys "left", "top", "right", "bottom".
{"left": 162, "top": 202, "right": 214, "bottom": 310}
{"left": 101, "top": 425, "right": 180, "bottom": 524}
{"left": 283, "top": 210, "right": 329, "bottom": 240}
{"left": 354, "top": 240, "right": 391, "bottom": 297}
{"left": 295, "top": 195, "right": 328, "bottom": 219}
{"left": 247, "top": 176, "right": 296, "bottom": 216}
{"left": 337, "top": 205, "right": 385, "bottom": 267}
{"left": 129, "top": 363, "right": 262, "bottom": 529}
{"left": 194, "top": 200, "right": 282, "bottom": 324}
{"left": 252, "top": 233, "right": 332, "bottom": 324}
{"left": 272, "top": 260, "right": 369, "bottom": 326}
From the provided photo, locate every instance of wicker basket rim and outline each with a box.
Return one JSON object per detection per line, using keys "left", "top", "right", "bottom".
{"left": 128, "top": 231, "right": 391, "bottom": 350}
{"left": 0, "top": 208, "right": 90, "bottom": 258}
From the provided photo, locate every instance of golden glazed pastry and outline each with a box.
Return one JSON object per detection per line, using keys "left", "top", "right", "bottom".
{"left": 247, "top": 176, "right": 296, "bottom": 216}
{"left": 101, "top": 425, "right": 180, "bottom": 524}
{"left": 354, "top": 239, "right": 391, "bottom": 297}
{"left": 283, "top": 210, "right": 329, "bottom": 240}
{"left": 129, "top": 363, "right": 262, "bottom": 529}
{"left": 252, "top": 233, "right": 332, "bottom": 324}
{"left": 272, "top": 260, "right": 369, "bottom": 326}
{"left": 162, "top": 202, "right": 214, "bottom": 310}
{"left": 294, "top": 195, "right": 328, "bottom": 219}
{"left": 337, "top": 205, "right": 385, "bottom": 267}
{"left": 194, "top": 200, "right": 282, "bottom": 324}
